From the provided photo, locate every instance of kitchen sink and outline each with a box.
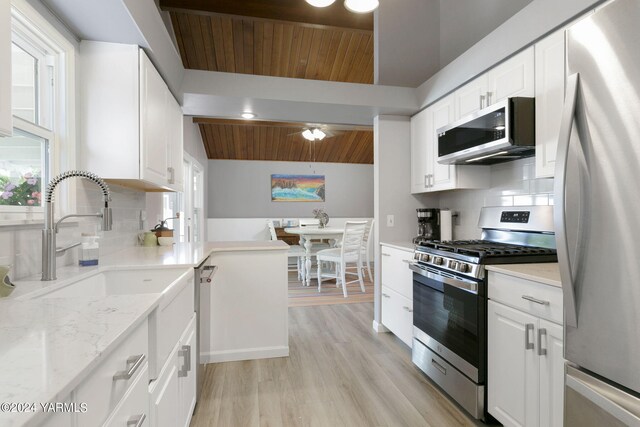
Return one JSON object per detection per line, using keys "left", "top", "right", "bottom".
{"left": 33, "top": 267, "right": 195, "bottom": 380}
{"left": 35, "top": 268, "right": 190, "bottom": 299}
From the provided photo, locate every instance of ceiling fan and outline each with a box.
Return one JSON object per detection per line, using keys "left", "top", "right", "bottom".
{"left": 288, "top": 125, "right": 343, "bottom": 141}
{"left": 306, "top": 0, "right": 379, "bottom": 13}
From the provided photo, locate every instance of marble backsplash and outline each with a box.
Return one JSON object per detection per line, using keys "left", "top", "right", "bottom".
{"left": 439, "top": 158, "right": 554, "bottom": 240}
{"left": 0, "top": 181, "right": 149, "bottom": 280}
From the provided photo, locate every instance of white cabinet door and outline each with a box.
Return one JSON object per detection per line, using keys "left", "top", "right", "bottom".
{"left": 488, "top": 300, "right": 539, "bottom": 427}
{"left": 381, "top": 286, "right": 413, "bottom": 346}
{"left": 0, "top": 1, "right": 12, "bottom": 137}
{"left": 140, "top": 51, "right": 169, "bottom": 187}
{"left": 380, "top": 246, "right": 413, "bottom": 299}
{"left": 454, "top": 74, "right": 489, "bottom": 119}
{"left": 150, "top": 343, "right": 180, "bottom": 427}
{"left": 539, "top": 319, "right": 565, "bottom": 427}
{"left": 429, "top": 95, "right": 455, "bottom": 191}
{"left": 535, "top": 29, "right": 565, "bottom": 178}
{"left": 178, "top": 315, "right": 197, "bottom": 427}
{"left": 488, "top": 47, "right": 535, "bottom": 103}
{"left": 410, "top": 109, "right": 429, "bottom": 193}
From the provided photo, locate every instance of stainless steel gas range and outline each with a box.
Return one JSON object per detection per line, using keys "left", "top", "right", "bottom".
{"left": 409, "top": 206, "right": 557, "bottom": 420}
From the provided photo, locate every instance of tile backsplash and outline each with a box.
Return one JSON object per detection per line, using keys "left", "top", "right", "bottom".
{"left": 0, "top": 181, "right": 151, "bottom": 281}
{"left": 439, "top": 158, "right": 554, "bottom": 239}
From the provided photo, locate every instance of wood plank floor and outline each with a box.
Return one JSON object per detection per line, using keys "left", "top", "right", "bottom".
{"left": 288, "top": 271, "right": 374, "bottom": 307}
{"left": 190, "top": 303, "right": 478, "bottom": 427}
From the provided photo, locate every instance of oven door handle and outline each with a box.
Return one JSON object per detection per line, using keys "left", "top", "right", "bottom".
{"left": 409, "top": 263, "right": 478, "bottom": 294}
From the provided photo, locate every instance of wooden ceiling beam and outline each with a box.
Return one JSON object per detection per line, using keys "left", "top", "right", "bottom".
{"left": 159, "top": 0, "right": 373, "bottom": 32}
{"left": 192, "top": 117, "right": 372, "bottom": 131}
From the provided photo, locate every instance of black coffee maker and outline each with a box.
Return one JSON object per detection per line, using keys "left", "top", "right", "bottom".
{"left": 413, "top": 208, "right": 440, "bottom": 244}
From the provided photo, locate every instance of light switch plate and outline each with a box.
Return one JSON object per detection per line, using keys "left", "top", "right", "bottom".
{"left": 386, "top": 214, "right": 395, "bottom": 227}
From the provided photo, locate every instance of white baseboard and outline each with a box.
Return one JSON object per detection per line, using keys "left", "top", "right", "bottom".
{"left": 372, "top": 319, "right": 389, "bottom": 333}
{"left": 200, "top": 346, "right": 289, "bottom": 364}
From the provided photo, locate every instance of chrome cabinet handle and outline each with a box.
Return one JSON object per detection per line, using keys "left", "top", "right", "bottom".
{"left": 178, "top": 345, "right": 191, "bottom": 377}
{"left": 401, "top": 259, "right": 412, "bottom": 264}
{"left": 402, "top": 306, "right": 413, "bottom": 312}
{"left": 127, "top": 414, "right": 146, "bottom": 427}
{"left": 538, "top": 328, "right": 547, "bottom": 356}
{"left": 525, "top": 324, "right": 535, "bottom": 350}
{"left": 113, "top": 354, "right": 146, "bottom": 381}
{"left": 522, "top": 295, "right": 550, "bottom": 305}
{"left": 381, "top": 293, "right": 390, "bottom": 298}
{"left": 381, "top": 253, "right": 391, "bottom": 257}
{"left": 486, "top": 91, "right": 492, "bottom": 106}
{"left": 429, "top": 174, "right": 434, "bottom": 188}
{"left": 424, "top": 174, "right": 429, "bottom": 187}
{"left": 480, "top": 94, "right": 486, "bottom": 109}
{"left": 431, "top": 358, "right": 447, "bottom": 375}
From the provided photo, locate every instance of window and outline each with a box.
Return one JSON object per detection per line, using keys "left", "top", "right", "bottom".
{"left": 0, "top": 0, "right": 75, "bottom": 220}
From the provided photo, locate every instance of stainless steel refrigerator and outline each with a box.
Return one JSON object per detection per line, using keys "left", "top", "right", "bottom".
{"left": 555, "top": 0, "right": 640, "bottom": 424}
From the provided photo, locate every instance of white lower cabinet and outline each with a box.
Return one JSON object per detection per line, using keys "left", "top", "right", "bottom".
{"left": 488, "top": 275, "right": 565, "bottom": 427}
{"left": 150, "top": 314, "right": 197, "bottom": 427}
{"left": 380, "top": 244, "right": 414, "bottom": 346}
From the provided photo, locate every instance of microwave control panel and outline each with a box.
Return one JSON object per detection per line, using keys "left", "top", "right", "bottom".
{"left": 501, "top": 211, "right": 530, "bottom": 223}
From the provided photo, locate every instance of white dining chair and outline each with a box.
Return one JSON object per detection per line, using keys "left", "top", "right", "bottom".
{"left": 267, "top": 220, "right": 305, "bottom": 281}
{"left": 316, "top": 221, "right": 367, "bottom": 297}
{"left": 360, "top": 219, "right": 375, "bottom": 282}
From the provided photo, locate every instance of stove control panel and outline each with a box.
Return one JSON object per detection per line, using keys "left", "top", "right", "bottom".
{"left": 413, "top": 250, "right": 482, "bottom": 279}
{"left": 501, "top": 211, "right": 530, "bottom": 223}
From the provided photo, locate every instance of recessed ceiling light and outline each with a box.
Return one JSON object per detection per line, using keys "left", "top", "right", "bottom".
{"left": 344, "top": 0, "right": 379, "bottom": 13}
{"left": 306, "top": 0, "right": 336, "bottom": 7}
{"left": 241, "top": 112, "right": 256, "bottom": 119}
{"left": 312, "top": 129, "right": 326, "bottom": 140}
{"left": 302, "top": 129, "right": 315, "bottom": 141}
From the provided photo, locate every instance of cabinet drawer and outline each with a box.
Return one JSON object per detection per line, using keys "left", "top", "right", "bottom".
{"left": 488, "top": 272, "right": 563, "bottom": 323}
{"left": 103, "top": 364, "right": 149, "bottom": 427}
{"left": 380, "top": 246, "right": 414, "bottom": 299}
{"left": 76, "top": 318, "right": 149, "bottom": 426}
{"left": 381, "top": 286, "right": 413, "bottom": 346}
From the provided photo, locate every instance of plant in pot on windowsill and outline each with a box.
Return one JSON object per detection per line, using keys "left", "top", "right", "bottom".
{"left": 0, "top": 172, "right": 42, "bottom": 207}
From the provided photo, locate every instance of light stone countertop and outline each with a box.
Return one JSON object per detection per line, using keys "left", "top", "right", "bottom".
{"left": 0, "top": 240, "right": 288, "bottom": 427}
{"left": 486, "top": 263, "right": 561, "bottom": 288}
{"left": 380, "top": 241, "right": 415, "bottom": 252}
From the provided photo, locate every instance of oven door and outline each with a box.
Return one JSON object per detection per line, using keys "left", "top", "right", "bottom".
{"left": 410, "top": 263, "right": 485, "bottom": 383}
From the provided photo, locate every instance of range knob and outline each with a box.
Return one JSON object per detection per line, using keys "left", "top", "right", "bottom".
{"left": 448, "top": 261, "right": 458, "bottom": 270}
{"left": 457, "top": 263, "right": 469, "bottom": 273}
{"left": 423, "top": 254, "right": 431, "bottom": 262}
{"left": 434, "top": 257, "right": 444, "bottom": 265}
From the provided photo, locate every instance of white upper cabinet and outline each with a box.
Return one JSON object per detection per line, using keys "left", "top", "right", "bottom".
{"left": 488, "top": 47, "right": 535, "bottom": 103}
{"left": 454, "top": 74, "right": 489, "bottom": 119}
{"left": 0, "top": 1, "right": 12, "bottom": 137}
{"left": 535, "top": 29, "right": 565, "bottom": 178}
{"left": 410, "top": 107, "right": 429, "bottom": 193}
{"left": 80, "top": 41, "right": 183, "bottom": 192}
{"left": 410, "top": 93, "right": 490, "bottom": 194}
{"left": 453, "top": 47, "right": 534, "bottom": 122}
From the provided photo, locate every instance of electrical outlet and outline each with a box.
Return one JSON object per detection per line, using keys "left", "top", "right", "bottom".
{"left": 386, "top": 214, "right": 395, "bottom": 227}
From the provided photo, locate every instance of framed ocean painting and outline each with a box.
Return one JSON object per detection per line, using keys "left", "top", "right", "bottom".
{"left": 271, "top": 174, "right": 325, "bottom": 202}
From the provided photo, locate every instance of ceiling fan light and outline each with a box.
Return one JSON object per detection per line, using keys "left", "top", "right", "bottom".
{"left": 306, "top": 0, "right": 336, "bottom": 7}
{"left": 302, "top": 129, "right": 315, "bottom": 141}
{"left": 312, "top": 129, "right": 326, "bottom": 140}
{"left": 344, "top": 0, "right": 379, "bottom": 13}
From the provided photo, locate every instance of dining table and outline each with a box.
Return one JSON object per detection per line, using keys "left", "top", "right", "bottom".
{"left": 283, "top": 226, "right": 344, "bottom": 286}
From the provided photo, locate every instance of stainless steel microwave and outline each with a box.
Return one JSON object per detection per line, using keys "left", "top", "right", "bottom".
{"left": 437, "top": 97, "right": 535, "bottom": 165}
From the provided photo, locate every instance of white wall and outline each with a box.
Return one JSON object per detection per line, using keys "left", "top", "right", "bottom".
{"left": 208, "top": 159, "right": 373, "bottom": 219}
{"left": 374, "top": 0, "right": 440, "bottom": 87}
{"left": 439, "top": 158, "right": 554, "bottom": 239}
{"left": 439, "top": 0, "right": 533, "bottom": 67}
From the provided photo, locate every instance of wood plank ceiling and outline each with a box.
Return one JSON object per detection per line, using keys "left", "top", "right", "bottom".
{"left": 160, "top": 1, "right": 375, "bottom": 164}
{"left": 195, "top": 118, "right": 373, "bottom": 164}
{"left": 161, "top": 0, "right": 374, "bottom": 83}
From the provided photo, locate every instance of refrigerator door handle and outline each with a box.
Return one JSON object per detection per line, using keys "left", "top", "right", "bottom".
{"left": 566, "top": 366, "right": 640, "bottom": 425}
{"left": 554, "top": 72, "right": 580, "bottom": 327}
